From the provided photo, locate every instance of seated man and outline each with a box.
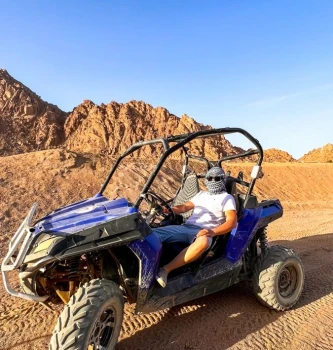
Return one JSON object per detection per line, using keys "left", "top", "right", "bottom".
{"left": 153, "top": 166, "right": 237, "bottom": 287}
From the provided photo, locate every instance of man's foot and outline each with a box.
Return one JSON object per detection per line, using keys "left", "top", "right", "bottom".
{"left": 156, "top": 267, "right": 169, "bottom": 288}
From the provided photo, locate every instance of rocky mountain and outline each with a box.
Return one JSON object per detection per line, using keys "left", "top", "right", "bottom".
{"left": 2, "top": 69, "right": 329, "bottom": 163}
{"left": 264, "top": 148, "right": 296, "bottom": 163}
{"left": 64, "top": 100, "right": 239, "bottom": 159}
{"left": 0, "top": 70, "right": 241, "bottom": 159}
{"left": 299, "top": 144, "right": 333, "bottom": 163}
{"left": 0, "top": 69, "right": 67, "bottom": 155}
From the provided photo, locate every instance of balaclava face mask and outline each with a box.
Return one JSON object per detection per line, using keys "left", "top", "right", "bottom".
{"left": 205, "top": 166, "right": 226, "bottom": 195}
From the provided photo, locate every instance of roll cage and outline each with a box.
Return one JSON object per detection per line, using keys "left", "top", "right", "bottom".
{"left": 99, "top": 127, "right": 263, "bottom": 207}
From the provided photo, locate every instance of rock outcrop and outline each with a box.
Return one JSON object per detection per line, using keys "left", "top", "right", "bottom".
{"left": 299, "top": 144, "right": 333, "bottom": 163}
{"left": 64, "top": 100, "right": 240, "bottom": 159}
{"left": 0, "top": 69, "right": 67, "bottom": 155}
{"left": 264, "top": 148, "right": 296, "bottom": 162}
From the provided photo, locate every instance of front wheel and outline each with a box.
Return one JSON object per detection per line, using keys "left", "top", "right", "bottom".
{"left": 50, "top": 279, "right": 124, "bottom": 350}
{"left": 252, "top": 245, "right": 304, "bottom": 311}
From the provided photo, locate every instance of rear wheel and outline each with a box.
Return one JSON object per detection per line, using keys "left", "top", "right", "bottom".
{"left": 50, "top": 279, "right": 124, "bottom": 350}
{"left": 252, "top": 245, "right": 304, "bottom": 311}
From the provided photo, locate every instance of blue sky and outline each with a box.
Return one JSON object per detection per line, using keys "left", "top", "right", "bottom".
{"left": 1, "top": 0, "right": 332, "bottom": 158}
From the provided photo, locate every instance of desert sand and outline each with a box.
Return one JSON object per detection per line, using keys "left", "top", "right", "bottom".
{"left": 0, "top": 149, "right": 333, "bottom": 349}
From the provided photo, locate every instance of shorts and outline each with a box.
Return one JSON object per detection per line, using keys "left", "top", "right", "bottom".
{"left": 152, "top": 224, "right": 213, "bottom": 249}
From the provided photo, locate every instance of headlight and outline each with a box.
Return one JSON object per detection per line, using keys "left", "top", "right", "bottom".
{"left": 33, "top": 234, "right": 60, "bottom": 253}
{"left": 23, "top": 234, "right": 64, "bottom": 264}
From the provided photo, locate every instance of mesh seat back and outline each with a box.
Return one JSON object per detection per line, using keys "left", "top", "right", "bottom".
{"left": 172, "top": 172, "right": 200, "bottom": 220}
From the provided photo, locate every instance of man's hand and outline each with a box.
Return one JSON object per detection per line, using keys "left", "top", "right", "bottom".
{"left": 170, "top": 201, "right": 195, "bottom": 215}
{"left": 196, "top": 228, "right": 216, "bottom": 238}
{"left": 162, "top": 206, "right": 171, "bottom": 215}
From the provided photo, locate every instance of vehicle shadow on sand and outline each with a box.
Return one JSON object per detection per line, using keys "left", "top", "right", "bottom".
{"left": 117, "top": 232, "right": 333, "bottom": 350}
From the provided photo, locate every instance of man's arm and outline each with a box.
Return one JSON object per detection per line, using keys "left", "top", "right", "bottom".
{"left": 167, "top": 201, "right": 194, "bottom": 215}
{"left": 196, "top": 210, "right": 237, "bottom": 237}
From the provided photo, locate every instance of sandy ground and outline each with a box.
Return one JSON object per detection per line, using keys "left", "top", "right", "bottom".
{"left": 0, "top": 150, "right": 333, "bottom": 350}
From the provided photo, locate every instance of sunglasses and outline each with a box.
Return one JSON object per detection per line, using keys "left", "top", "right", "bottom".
{"left": 206, "top": 176, "right": 223, "bottom": 182}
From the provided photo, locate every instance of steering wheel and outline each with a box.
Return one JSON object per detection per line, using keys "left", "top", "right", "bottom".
{"left": 142, "top": 191, "right": 175, "bottom": 223}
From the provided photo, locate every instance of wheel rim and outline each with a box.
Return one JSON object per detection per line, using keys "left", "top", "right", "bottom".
{"left": 88, "top": 305, "right": 116, "bottom": 349}
{"left": 278, "top": 264, "right": 298, "bottom": 298}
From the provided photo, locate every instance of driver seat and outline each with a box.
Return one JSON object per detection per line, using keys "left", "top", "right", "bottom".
{"left": 172, "top": 172, "right": 200, "bottom": 220}
{"left": 158, "top": 172, "right": 200, "bottom": 266}
{"left": 225, "top": 176, "right": 240, "bottom": 214}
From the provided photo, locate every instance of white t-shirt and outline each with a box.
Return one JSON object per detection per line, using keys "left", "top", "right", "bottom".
{"left": 185, "top": 191, "right": 236, "bottom": 229}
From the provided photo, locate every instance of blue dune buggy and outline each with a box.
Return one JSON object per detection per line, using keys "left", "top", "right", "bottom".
{"left": 1, "top": 128, "right": 304, "bottom": 349}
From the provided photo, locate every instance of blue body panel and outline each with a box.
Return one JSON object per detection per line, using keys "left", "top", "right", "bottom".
{"left": 129, "top": 234, "right": 162, "bottom": 311}
{"left": 225, "top": 201, "right": 283, "bottom": 262}
{"left": 225, "top": 208, "right": 261, "bottom": 262}
{"left": 33, "top": 195, "right": 138, "bottom": 237}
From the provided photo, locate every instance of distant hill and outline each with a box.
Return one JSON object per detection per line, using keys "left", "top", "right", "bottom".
{"left": 264, "top": 148, "right": 296, "bottom": 162}
{"left": 299, "top": 144, "right": 333, "bottom": 163}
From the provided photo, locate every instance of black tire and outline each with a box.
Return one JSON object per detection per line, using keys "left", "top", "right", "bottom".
{"left": 20, "top": 263, "right": 40, "bottom": 296}
{"left": 49, "top": 279, "right": 124, "bottom": 350}
{"left": 20, "top": 276, "right": 37, "bottom": 295}
{"left": 252, "top": 245, "right": 304, "bottom": 311}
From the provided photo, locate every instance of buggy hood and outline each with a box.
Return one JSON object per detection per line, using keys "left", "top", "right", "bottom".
{"left": 33, "top": 195, "right": 138, "bottom": 236}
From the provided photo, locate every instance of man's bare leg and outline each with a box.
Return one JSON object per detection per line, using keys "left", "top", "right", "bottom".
{"left": 164, "top": 236, "right": 210, "bottom": 272}
{"left": 156, "top": 236, "right": 209, "bottom": 288}
{"left": 164, "top": 236, "right": 209, "bottom": 273}
{"left": 156, "top": 236, "right": 210, "bottom": 287}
